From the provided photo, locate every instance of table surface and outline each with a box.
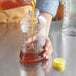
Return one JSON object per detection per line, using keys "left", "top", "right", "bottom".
{"left": 0, "top": 21, "right": 76, "bottom": 76}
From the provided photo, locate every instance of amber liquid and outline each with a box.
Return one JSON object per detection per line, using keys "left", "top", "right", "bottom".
{"left": 20, "top": 50, "right": 46, "bottom": 63}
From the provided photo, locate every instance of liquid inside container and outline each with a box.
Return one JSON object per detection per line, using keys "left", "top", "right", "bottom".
{"left": 20, "top": 9, "right": 47, "bottom": 63}
{"left": 20, "top": 47, "right": 46, "bottom": 63}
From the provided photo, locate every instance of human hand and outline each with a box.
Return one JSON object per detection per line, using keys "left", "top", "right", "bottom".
{"left": 25, "top": 37, "right": 53, "bottom": 60}
{"left": 43, "top": 37, "right": 53, "bottom": 60}
{"left": 42, "top": 38, "right": 53, "bottom": 73}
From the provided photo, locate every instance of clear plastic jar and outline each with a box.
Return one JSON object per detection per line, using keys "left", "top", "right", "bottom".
{"left": 19, "top": 9, "right": 48, "bottom": 63}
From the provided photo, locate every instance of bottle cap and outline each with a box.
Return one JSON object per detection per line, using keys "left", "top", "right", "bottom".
{"left": 52, "top": 58, "right": 65, "bottom": 71}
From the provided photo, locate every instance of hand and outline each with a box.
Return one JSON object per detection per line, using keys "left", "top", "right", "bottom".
{"left": 43, "top": 37, "right": 53, "bottom": 59}
{"left": 42, "top": 38, "right": 53, "bottom": 73}
{"left": 25, "top": 37, "right": 53, "bottom": 60}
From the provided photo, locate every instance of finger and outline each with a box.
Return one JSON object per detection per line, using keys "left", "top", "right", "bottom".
{"left": 47, "top": 46, "right": 53, "bottom": 58}
{"left": 45, "top": 38, "right": 52, "bottom": 51}
{"left": 43, "top": 38, "right": 53, "bottom": 59}
{"left": 46, "top": 38, "right": 53, "bottom": 54}
{"left": 44, "top": 47, "right": 53, "bottom": 56}
{"left": 43, "top": 48, "right": 52, "bottom": 59}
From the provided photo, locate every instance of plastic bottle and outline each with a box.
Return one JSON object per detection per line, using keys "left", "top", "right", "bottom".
{"left": 19, "top": 9, "right": 47, "bottom": 63}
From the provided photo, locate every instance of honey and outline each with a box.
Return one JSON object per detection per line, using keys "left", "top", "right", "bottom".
{"left": 20, "top": 50, "right": 46, "bottom": 63}
{"left": 20, "top": 40, "right": 46, "bottom": 63}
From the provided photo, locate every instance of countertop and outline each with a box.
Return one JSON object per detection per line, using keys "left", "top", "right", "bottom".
{"left": 0, "top": 21, "right": 76, "bottom": 76}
